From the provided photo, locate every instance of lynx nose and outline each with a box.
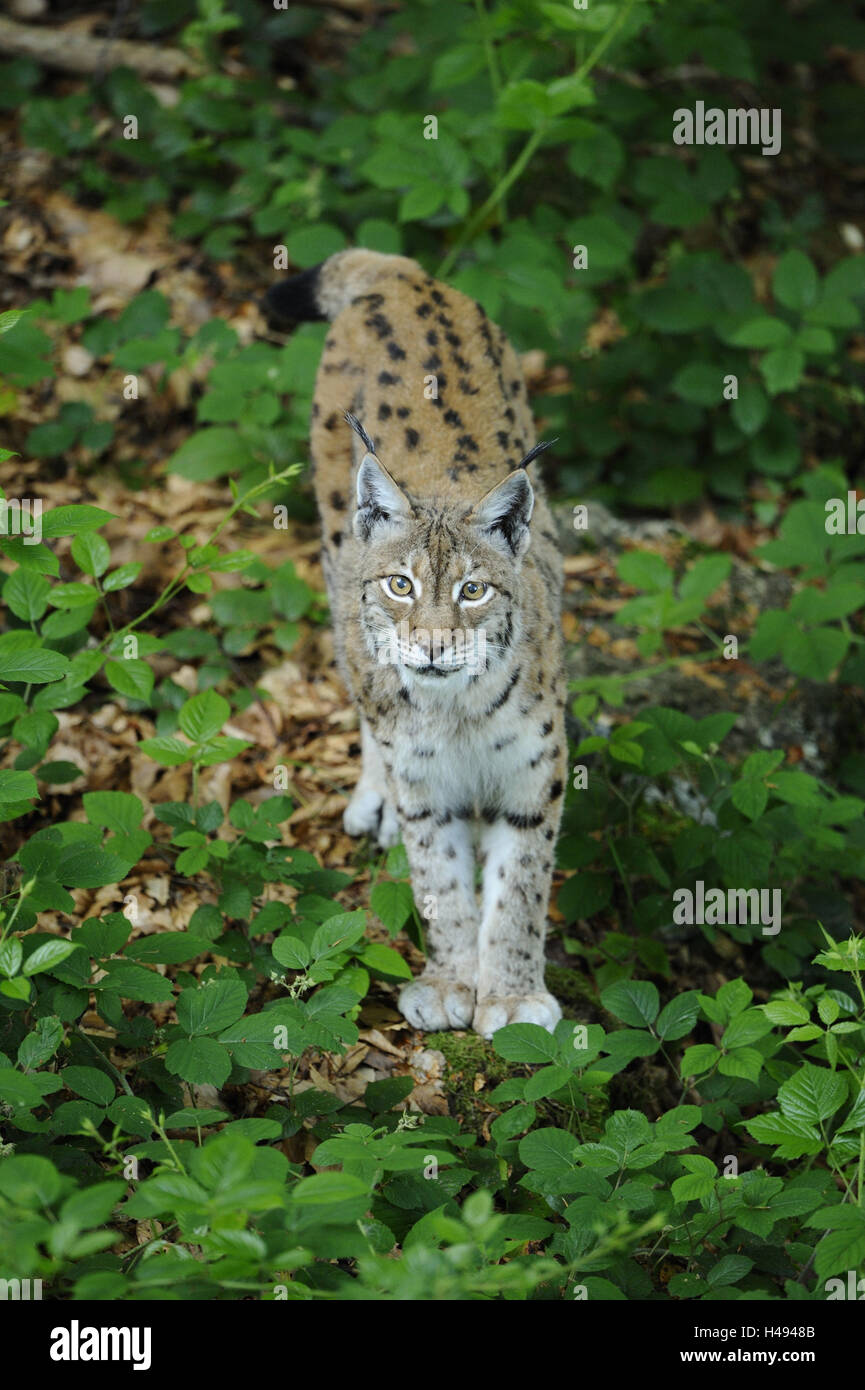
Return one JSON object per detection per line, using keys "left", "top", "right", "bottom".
{"left": 411, "top": 626, "right": 457, "bottom": 668}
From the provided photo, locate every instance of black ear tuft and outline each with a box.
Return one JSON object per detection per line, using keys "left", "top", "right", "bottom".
{"left": 517, "top": 438, "right": 558, "bottom": 470}
{"left": 344, "top": 411, "right": 376, "bottom": 456}
{"left": 263, "top": 265, "right": 326, "bottom": 325}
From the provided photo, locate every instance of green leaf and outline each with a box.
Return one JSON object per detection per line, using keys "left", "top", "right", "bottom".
{"left": 493, "top": 1023, "right": 559, "bottom": 1065}
{"left": 370, "top": 879, "right": 414, "bottom": 936}
{"left": 0, "top": 645, "right": 70, "bottom": 684}
{"left": 136, "top": 735, "right": 193, "bottom": 766}
{"left": 167, "top": 427, "right": 253, "bottom": 482}
{"left": 358, "top": 942, "right": 412, "bottom": 980}
{"left": 165, "top": 1036, "right": 232, "bottom": 1088}
{"left": 707, "top": 1254, "right": 753, "bottom": 1287}
{"left": 782, "top": 624, "right": 849, "bottom": 680}
{"left": 760, "top": 346, "right": 805, "bottom": 395}
{"left": 102, "top": 563, "right": 142, "bottom": 592}
{"left": 292, "top": 1171, "right": 370, "bottom": 1206}
{"left": 62, "top": 1065, "right": 115, "bottom": 1107}
{"left": 778, "top": 1063, "right": 848, "bottom": 1125}
{"left": 518, "top": 1126, "right": 578, "bottom": 1172}
{"left": 773, "top": 250, "right": 819, "bottom": 313}
{"left": 729, "top": 317, "right": 792, "bottom": 348}
{"left": 680, "top": 1044, "right": 720, "bottom": 1077}
{"left": 17, "top": 1014, "right": 63, "bottom": 1068}
{"left": 617, "top": 551, "right": 672, "bottom": 592}
{"left": 731, "top": 380, "right": 769, "bottom": 436}
{"left": 811, "top": 1208, "right": 865, "bottom": 1283}
{"left": 744, "top": 1113, "right": 821, "bottom": 1158}
{"left": 3, "top": 569, "right": 52, "bottom": 622}
{"left": 23, "top": 938, "right": 80, "bottom": 976}
{"left": 0, "top": 938, "right": 23, "bottom": 978}
{"left": 718, "top": 1046, "right": 763, "bottom": 1082}
{"left": 0, "top": 769, "right": 39, "bottom": 802}
{"left": 762, "top": 999, "right": 811, "bottom": 1026}
{"left": 656, "top": 991, "right": 699, "bottom": 1041}
{"left": 179, "top": 689, "right": 230, "bottom": 743}
{"left": 600, "top": 979, "right": 659, "bottom": 1027}
{"left": 398, "top": 183, "right": 443, "bottom": 222}
{"left": 176, "top": 978, "right": 248, "bottom": 1035}
{"left": 71, "top": 531, "right": 110, "bottom": 577}
{"left": 82, "top": 790, "right": 143, "bottom": 835}
{"left": 41, "top": 505, "right": 115, "bottom": 538}
{"left": 731, "top": 777, "right": 768, "bottom": 820}
{"left": 105, "top": 658, "right": 154, "bottom": 703}
{"left": 125, "top": 933, "right": 210, "bottom": 964}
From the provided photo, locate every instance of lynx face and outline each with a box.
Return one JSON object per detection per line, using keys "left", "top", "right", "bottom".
{"left": 351, "top": 451, "right": 532, "bottom": 693}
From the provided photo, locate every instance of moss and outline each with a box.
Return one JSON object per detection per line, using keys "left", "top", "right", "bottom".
{"left": 426, "top": 1029, "right": 514, "bottom": 1133}
{"left": 427, "top": 1017, "right": 609, "bottom": 1142}
{"left": 545, "top": 963, "right": 602, "bottom": 1018}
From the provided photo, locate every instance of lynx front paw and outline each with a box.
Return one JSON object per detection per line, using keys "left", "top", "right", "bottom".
{"left": 399, "top": 975, "right": 475, "bottom": 1031}
{"left": 473, "top": 991, "right": 562, "bottom": 1039}
{"left": 343, "top": 787, "right": 400, "bottom": 847}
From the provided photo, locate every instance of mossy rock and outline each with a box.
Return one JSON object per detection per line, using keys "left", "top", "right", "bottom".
{"left": 427, "top": 1018, "right": 609, "bottom": 1141}
{"left": 425, "top": 1030, "right": 514, "bottom": 1134}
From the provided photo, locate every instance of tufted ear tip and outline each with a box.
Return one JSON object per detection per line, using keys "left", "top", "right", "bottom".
{"left": 353, "top": 453, "right": 414, "bottom": 541}
{"left": 470, "top": 468, "right": 534, "bottom": 555}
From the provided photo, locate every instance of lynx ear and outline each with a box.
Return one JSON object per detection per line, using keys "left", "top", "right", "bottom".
{"left": 470, "top": 468, "right": 534, "bottom": 556}
{"left": 353, "top": 453, "right": 414, "bottom": 541}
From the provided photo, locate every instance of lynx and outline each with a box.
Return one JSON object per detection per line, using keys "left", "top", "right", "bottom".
{"left": 267, "top": 249, "right": 566, "bottom": 1037}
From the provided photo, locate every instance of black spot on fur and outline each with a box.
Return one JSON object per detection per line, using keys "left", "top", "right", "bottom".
{"left": 378, "top": 371, "right": 401, "bottom": 386}
{"left": 505, "top": 810, "right": 545, "bottom": 830}
{"left": 366, "top": 312, "right": 394, "bottom": 339}
{"left": 456, "top": 434, "right": 479, "bottom": 453}
{"left": 549, "top": 779, "right": 563, "bottom": 801}
{"left": 331, "top": 531, "right": 343, "bottom": 548}
{"left": 378, "top": 403, "right": 392, "bottom": 420}
{"left": 485, "top": 666, "right": 521, "bottom": 715}
{"left": 396, "top": 406, "right": 411, "bottom": 419}
{"left": 443, "top": 409, "right": 463, "bottom": 428}
{"left": 330, "top": 491, "right": 346, "bottom": 511}
{"left": 405, "top": 427, "right": 420, "bottom": 449}
{"left": 415, "top": 303, "right": 433, "bottom": 318}
{"left": 324, "top": 412, "right": 338, "bottom": 431}
{"left": 387, "top": 340, "right": 407, "bottom": 361}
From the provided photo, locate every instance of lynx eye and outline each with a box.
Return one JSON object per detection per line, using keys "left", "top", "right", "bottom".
{"left": 383, "top": 574, "right": 413, "bottom": 599}
{"left": 459, "top": 580, "right": 488, "bottom": 602}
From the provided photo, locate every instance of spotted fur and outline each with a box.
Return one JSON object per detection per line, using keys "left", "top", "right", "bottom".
{"left": 267, "top": 249, "right": 565, "bottom": 1037}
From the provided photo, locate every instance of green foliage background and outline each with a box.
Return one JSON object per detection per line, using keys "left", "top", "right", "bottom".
{"left": 0, "top": 0, "right": 864, "bottom": 1302}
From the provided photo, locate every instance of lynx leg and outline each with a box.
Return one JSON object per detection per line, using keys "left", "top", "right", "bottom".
{"left": 343, "top": 717, "right": 400, "bottom": 847}
{"left": 398, "top": 810, "right": 479, "bottom": 1031}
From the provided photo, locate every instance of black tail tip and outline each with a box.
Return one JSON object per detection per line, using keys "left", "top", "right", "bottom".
{"left": 262, "top": 264, "right": 326, "bottom": 325}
